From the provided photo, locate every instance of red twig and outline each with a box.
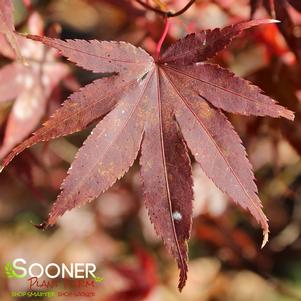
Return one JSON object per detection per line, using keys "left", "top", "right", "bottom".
{"left": 135, "top": 0, "right": 196, "bottom": 18}
{"left": 135, "top": 0, "right": 195, "bottom": 59}
{"left": 156, "top": 17, "right": 170, "bottom": 59}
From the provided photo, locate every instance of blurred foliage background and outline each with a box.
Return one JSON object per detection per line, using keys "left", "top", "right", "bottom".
{"left": 0, "top": 0, "right": 301, "bottom": 300}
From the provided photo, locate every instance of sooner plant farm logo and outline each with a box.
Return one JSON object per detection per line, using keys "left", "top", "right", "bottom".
{"left": 4, "top": 258, "right": 104, "bottom": 298}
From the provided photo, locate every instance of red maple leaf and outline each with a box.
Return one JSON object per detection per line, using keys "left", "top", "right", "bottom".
{"left": 0, "top": 0, "right": 24, "bottom": 61}
{"left": 0, "top": 19, "right": 294, "bottom": 290}
{"left": 250, "top": 0, "right": 301, "bottom": 61}
{"left": 0, "top": 13, "right": 69, "bottom": 158}
{"left": 104, "top": 247, "right": 157, "bottom": 301}
{"left": 251, "top": 0, "right": 301, "bottom": 15}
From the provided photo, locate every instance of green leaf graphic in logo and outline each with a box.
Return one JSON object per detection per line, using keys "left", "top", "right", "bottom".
{"left": 93, "top": 276, "right": 104, "bottom": 283}
{"left": 4, "top": 262, "right": 24, "bottom": 279}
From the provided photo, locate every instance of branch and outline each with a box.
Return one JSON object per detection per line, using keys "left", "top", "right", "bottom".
{"left": 167, "top": 0, "right": 196, "bottom": 17}
{"left": 135, "top": 0, "right": 166, "bottom": 16}
{"left": 135, "top": 0, "right": 196, "bottom": 18}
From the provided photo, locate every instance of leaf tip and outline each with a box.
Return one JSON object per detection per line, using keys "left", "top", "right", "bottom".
{"left": 261, "top": 229, "right": 269, "bottom": 249}
{"left": 177, "top": 261, "right": 188, "bottom": 292}
{"left": 247, "top": 19, "right": 281, "bottom": 29}
{"left": 280, "top": 109, "right": 295, "bottom": 121}
{"left": 178, "top": 277, "right": 186, "bottom": 292}
{"left": 47, "top": 211, "right": 59, "bottom": 227}
{"left": 267, "top": 19, "right": 281, "bottom": 24}
{"left": 33, "top": 221, "right": 48, "bottom": 230}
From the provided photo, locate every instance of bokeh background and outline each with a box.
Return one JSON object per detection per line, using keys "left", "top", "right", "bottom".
{"left": 0, "top": 0, "right": 301, "bottom": 300}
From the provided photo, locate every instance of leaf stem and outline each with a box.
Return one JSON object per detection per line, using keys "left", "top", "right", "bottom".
{"left": 135, "top": 0, "right": 196, "bottom": 18}
{"left": 156, "top": 17, "right": 170, "bottom": 59}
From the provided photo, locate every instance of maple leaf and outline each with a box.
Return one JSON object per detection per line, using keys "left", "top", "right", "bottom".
{"left": 289, "top": 0, "right": 301, "bottom": 12}
{"left": 250, "top": 0, "right": 301, "bottom": 61}
{"left": 105, "top": 247, "right": 157, "bottom": 301}
{"left": 251, "top": 0, "right": 301, "bottom": 14}
{"left": 0, "top": 13, "right": 69, "bottom": 158}
{"left": 0, "top": 0, "right": 23, "bottom": 62}
{"left": 0, "top": 19, "right": 294, "bottom": 290}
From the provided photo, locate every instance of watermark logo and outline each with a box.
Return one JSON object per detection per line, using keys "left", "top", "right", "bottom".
{"left": 4, "top": 258, "right": 104, "bottom": 298}
{"left": 5, "top": 262, "right": 25, "bottom": 279}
